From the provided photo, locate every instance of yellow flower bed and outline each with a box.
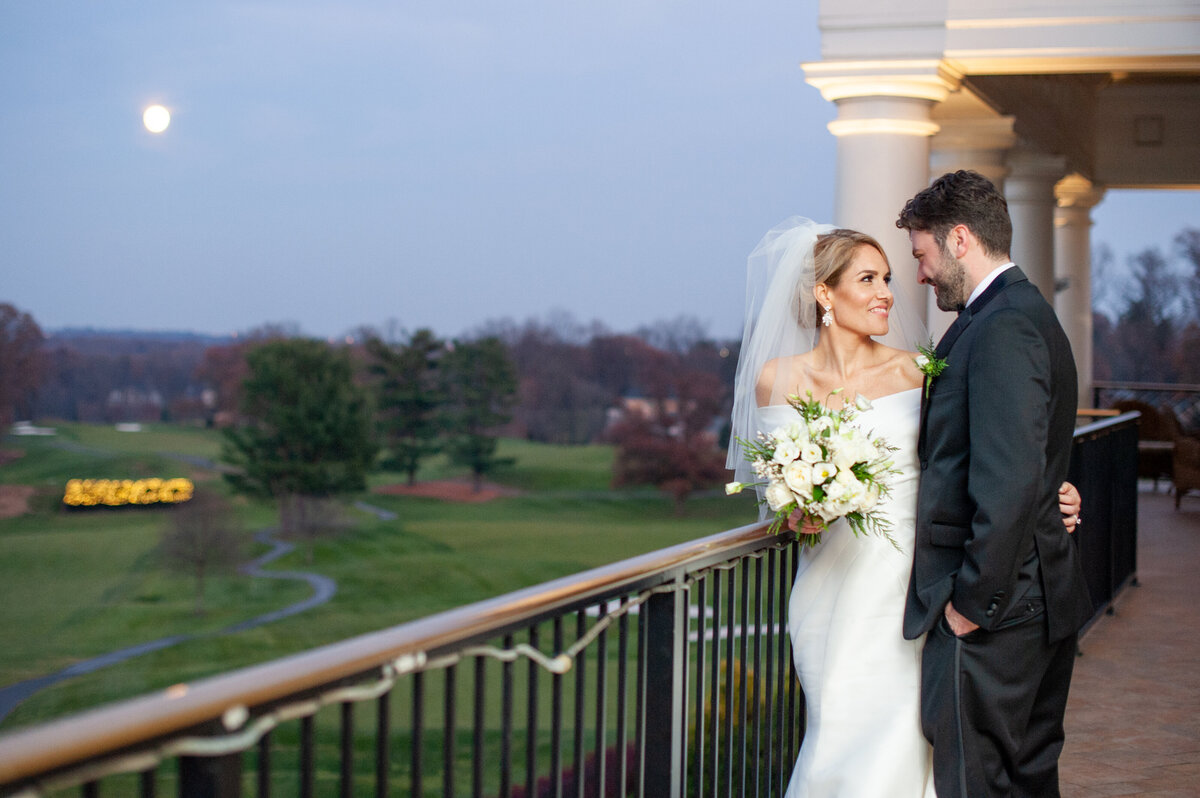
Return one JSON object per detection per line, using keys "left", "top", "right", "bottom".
{"left": 62, "top": 478, "right": 194, "bottom": 507}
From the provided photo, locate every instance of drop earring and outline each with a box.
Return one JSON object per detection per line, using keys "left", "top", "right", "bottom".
{"left": 822, "top": 305, "right": 833, "bottom": 327}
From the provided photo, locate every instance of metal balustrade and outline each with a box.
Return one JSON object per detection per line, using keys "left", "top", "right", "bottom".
{"left": 1069, "top": 412, "right": 1141, "bottom": 625}
{"left": 0, "top": 416, "right": 1138, "bottom": 798}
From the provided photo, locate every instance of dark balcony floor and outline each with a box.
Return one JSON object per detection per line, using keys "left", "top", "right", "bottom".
{"left": 1061, "top": 488, "right": 1200, "bottom": 797}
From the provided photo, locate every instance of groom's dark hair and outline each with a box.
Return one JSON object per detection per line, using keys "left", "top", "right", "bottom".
{"left": 896, "top": 170, "right": 1012, "bottom": 260}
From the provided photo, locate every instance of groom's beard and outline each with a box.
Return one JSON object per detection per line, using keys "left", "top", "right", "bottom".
{"left": 930, "top": 245, "right": 969, "bottom": 312}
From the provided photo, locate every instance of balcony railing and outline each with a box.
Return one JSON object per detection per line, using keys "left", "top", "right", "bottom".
{"left": 1091, "top": 381, "right": 1200, "bottom": 432}
{"left": 0, "top": 414, "right": 1139, "bottom": 798}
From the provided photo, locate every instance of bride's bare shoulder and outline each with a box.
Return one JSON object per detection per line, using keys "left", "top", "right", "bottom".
{"left": 876, "top": 345, "right": 923, "bottom": 388}
{"left": 757, "top": 354, "right": 810, "bottom": 405}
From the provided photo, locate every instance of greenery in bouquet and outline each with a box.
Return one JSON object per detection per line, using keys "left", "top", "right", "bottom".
{"left": 726, "top": 389, "right": 899, "bottom": 549}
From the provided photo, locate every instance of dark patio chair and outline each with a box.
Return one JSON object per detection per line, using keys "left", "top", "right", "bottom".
{"left": 1111, "top": 400, "right": 1174, "bottom": 489}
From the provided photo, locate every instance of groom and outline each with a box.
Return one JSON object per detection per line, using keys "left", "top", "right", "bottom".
{"left": 897, "top": 170, "right": 1094, "bottom": 798}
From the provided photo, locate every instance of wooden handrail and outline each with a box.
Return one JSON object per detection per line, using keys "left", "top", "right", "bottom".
{"left": 0, "top": 519, "right": 781, "bottom": 786}
{"left": 1074, "top": 411, "right": 1141, "bottom": 438}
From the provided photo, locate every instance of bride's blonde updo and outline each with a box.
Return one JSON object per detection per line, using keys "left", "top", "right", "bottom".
{"left": 794, "top": 228, "right": 889, "bottom": 328}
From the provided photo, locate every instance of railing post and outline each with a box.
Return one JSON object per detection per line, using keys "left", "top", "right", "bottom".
{"left": 643, "top": 581, "right": 686, "bottom": 797}
{"left": 179, "top": 752, "right": 242, "bottom": 798}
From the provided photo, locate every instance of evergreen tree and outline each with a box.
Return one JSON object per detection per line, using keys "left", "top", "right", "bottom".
{"left": 367, "top": 329, "right": 445, "bottom": 485}
{"left": 441, "top": 336, "right": 518, "bottom": 491}
{"left": 222, "top": 338, "right": 377, "bottom": 538}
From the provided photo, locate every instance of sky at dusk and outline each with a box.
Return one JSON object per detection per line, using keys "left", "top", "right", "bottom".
{"left": 3, "top": 1, "right": 1197, "bottom": 342}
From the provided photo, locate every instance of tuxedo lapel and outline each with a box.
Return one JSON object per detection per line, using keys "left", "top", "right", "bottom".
{"left": 918, "top": 267, "right": 1029, "bottom": 455}
{"left": 935, "top": 308, "right": 971, "bottom": 359}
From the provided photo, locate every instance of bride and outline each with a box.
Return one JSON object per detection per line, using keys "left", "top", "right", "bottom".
{"left": 727, "top": 219, "right": 1080, "bottom": 797}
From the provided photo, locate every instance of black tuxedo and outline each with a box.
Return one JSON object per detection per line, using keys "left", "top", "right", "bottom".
{"left": 903, "top": 266, "right": 1093, "bottom": 798}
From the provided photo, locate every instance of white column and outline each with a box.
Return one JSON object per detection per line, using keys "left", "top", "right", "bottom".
{"left": 930, "top": 116, "right": 1017, "bottom": 189}
{"left": 1004, "top": 145, "right": 1067, "bottom": 301}
{"left": 1055, "top": 175, "right": 1105, "bottom": 403}
{"left": 926, "top": 116, "right": 1019, "bottom": 340}
{"left": 804, "top": 61, "right": 958, "bottom": 332}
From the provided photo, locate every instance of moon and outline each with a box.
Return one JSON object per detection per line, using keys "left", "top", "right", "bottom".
{"left": 143, "top": 104, "right": 171, "bottom": 133}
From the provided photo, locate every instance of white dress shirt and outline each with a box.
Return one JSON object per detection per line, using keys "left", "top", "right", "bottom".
{"left": 967, "top": 262, "right": 1016, "bottom": 309}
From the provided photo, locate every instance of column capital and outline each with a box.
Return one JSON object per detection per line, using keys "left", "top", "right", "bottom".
{"left": 1055, "top": 174, "right": 1106, "bottom": 211}
{"left": 802, "top": 59, "right": 963, "bottom": 103}
{"left": 1005, "top": 146, "right": 1068, "bottom": 203}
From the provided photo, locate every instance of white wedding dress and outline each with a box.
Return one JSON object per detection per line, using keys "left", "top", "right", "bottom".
{"left": 759, "top": 388, "right": 936, "bottom": 798}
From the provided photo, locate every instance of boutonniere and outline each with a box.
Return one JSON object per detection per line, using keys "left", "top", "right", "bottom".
{"left": 914, "top": 341, "right": 948, "bottom": 398}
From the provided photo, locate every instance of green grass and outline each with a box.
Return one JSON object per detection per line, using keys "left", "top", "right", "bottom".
{"left": 0, "top": 424, "right": 758, "bottom": 733}
{"left": 64, "top": 421, "right": 224, "bottom": 461}
{"left": 366, "top": 437, "right": 618, "bottom": 492}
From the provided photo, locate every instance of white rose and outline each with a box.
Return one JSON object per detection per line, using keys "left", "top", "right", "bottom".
{"left": 764, "top": 480, "right": 794, "bottom": 512}
{"left": 824, "top": 479, "right": 847, "bottom": 501}
{"left": 811, "top": 416, "right": 834, "bottom": 436}
{"left": 725, "top": 481, "right": 745, "bottom": 495}
{"left": 832, "top": 440, "right": 859, "bottom": 471}
{"left": 782, "top": 459, "right": 813, "bottom": 496}
{"left": 834, "top": 467, "right": 859, "bottom": 486}
{"left": 915, "top": 354, "right": 929, "bottom": 369}
{"left": 800, "top": 442, "right": 824, "bottom": 463}
{"left": 855, "top": 394, "right": 873, "bottom": 412}
{"left": 812, "top": 462, "right": 836, "bottom": 485}
{"left": 772, "top": 439, "right": 801, "bottom": 465}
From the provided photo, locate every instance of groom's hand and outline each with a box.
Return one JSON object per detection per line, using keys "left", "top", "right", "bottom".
{"left": 1059, "top": 481, "right": 1081, "bottom": 534}
{"left": 944, "top": 602, "right": 980, "bottom": 637}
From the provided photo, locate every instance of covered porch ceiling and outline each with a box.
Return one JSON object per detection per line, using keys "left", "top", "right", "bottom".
{"left": 950, "top": 66, "right": 1200, "bottom": 189}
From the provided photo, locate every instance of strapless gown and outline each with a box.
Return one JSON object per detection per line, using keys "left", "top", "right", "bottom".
{"left": 758, "top": 389, "right": 936, "bottom": 798}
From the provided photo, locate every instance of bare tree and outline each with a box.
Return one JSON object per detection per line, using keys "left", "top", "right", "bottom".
{"left": 161, "top": 491, "right": 245, "bottom": 615}
{"left": 1173, "top": 228, "right": 1200, "bottom": 382}
{"left": 634, "top": 314, "right": 710, "bottom": 355}
{"left": 280, "top": 494, "right": 351, "bottom": 564}
{"left": 1090, "top": 243, "right": 1120, "bottom": 322}
{"left": 1177, "top": 228, "right": 1200, "bottom": 322}
{"left": 0, "top": 303, "right": 45, "bottom": 426}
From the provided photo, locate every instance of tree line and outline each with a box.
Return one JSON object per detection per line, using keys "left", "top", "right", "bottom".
{"left": 0, "top": 309, "right": 741, "bottom": 515}
{"left": 1092, "top": 228, "right": 1200, "bottom": 384}
{"left": 7, "top": 224, "right": 1193, "bottom": 518}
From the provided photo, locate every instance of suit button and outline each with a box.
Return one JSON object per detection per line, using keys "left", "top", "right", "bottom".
{"left": 995, "top": 591, "right": 1007, "bottom": 599}
{"left": 986, "top": 608, "right": 996, "bottom": 617}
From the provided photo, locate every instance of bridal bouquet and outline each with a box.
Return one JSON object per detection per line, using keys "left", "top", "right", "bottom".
{"left": 726, "top": 390, "right": 899, "bottom": 548}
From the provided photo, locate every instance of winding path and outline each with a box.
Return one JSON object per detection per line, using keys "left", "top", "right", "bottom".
{"left": 0, "top": 527, "right": 338, "bottom": 725}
